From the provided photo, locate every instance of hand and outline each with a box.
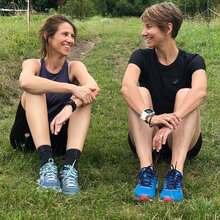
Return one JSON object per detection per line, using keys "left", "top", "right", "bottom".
{"left": 73, "top": 86, "right": 97, "bottom": 105}
{"left": 50, "top": 105, "right": 72, "bottom": 135}
{"left": 150, "top": 113, "right": 181, "bottom": 130}
{"left": 153, "top": 127, "right": 173, "bottom": 152}
{"left": 92, "top": 87, "right": 101, "bottom": 97}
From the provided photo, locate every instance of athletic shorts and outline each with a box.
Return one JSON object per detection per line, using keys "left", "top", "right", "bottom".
{"left": 128, "top": 133, "right": 202, "bottom": 160}
{"left": 10, "top": 101, "right": 68, "bottom": 156}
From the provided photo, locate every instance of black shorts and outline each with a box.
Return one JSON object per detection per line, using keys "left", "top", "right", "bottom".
{"left": 10, "top": 102, "right": 68, "bottom": 156}
{"left": 128, "top": 133, "right": 202, "bottom": 160}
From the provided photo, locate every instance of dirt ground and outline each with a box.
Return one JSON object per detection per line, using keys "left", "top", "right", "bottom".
{"left": 69, "top": 37, "right": 100, "bottom": 60}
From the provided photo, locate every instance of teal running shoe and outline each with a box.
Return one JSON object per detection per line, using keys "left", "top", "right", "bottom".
{"left": 60, "top": 163, "right": 79, "bottom": 196}
{"left": 134, "top": 165, "right": 158, "bottom": 201}
{"left": 38, "top": 158, "right": 60, "bottom": 191}
{"left": 160, "top": 166, "right": 183, "bottom": 202}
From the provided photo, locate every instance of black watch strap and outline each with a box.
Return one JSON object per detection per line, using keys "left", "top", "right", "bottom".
{"left": 64, "top": 99, "right": 77, "bottom": 112}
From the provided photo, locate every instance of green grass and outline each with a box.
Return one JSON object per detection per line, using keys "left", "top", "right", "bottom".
{"left": 0, "top": 15, "right": 220, "bottom": 219}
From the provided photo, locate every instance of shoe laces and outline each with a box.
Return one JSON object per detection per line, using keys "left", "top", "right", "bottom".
{"left": 40, "top": 158, "right": 58, "bottom": 182}
{"left": 165, "top": 164, "right": 183, "bottom": 190}
{"left": 138, "top": 165, "right": 157, "bottom": 187}
{"left": 61, "top": 161, "right": 78, "bottom": 188}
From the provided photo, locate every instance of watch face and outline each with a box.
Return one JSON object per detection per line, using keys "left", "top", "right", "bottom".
{"left": 145, "top": 109, "right": 153, "bottom": 114}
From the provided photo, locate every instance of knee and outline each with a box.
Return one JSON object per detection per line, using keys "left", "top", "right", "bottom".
{"left": 175, "top": 88, "right": 190, "bottom": 107}
{"left": 77, "top": 102, "right": 92, "bottom": 114}
{"left": 21, "top": 92, "right": 46, "bottom": 110}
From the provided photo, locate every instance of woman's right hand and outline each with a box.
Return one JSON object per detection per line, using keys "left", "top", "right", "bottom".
{"left": 73, "top": 85, "right": 97, "bottom": 104}
{"left": 150, "top": 113, "right": 181, "bottom": 130}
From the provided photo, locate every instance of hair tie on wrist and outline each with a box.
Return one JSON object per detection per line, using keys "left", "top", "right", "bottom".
{"left": 149, "top": 115, "right": 154, "bottom": 127}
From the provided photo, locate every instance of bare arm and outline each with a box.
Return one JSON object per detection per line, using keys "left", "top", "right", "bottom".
{"left": 19, "top": 59, "right": 81, "bottom": 95}
{"left": 174, "top": 69, "right": 207, "bottom": 119}
{"left": 69, "top": 61, "right": 100, "bottom": 100}
{"left": 121, "top": 63, "right": 146, "bottom": 115}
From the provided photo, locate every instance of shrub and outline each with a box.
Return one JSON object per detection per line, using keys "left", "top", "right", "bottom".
{"left": 113, "top": 0, "right": 134, "bottom": 16}
{"left": 48, "top": 8, "right": 57, "bottom": 15}
{"left": 62, "top": 0, "right": 96, "bottom": 19}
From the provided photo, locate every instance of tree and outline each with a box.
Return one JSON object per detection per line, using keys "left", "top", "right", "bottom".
{"left": 0, "top": 0, "right": 26, "bottom": 9}
{"left": 113, "top": 0, "right": 134, "bottom": 16}
{"left": 91, "top": 0, "right": 220, "bottom": 17}
{"left": 91, "top": 0, "right": 118, "bottom": 16}
{"left": 0, "top": 0, "right": 9, "bottom": 8}
{"left": 31, "top": 0, "right": 58, "bottom": 12}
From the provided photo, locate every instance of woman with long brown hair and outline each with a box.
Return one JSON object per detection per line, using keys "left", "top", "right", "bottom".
{"left": 10, "top": 14, "right": 100, "bottom": 195}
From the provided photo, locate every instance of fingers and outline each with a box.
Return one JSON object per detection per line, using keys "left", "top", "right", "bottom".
{"left": 158, "top": 114, "right": 181, "bottom": 130}
{"left": 166, "top": 114, "right": 181, "bottom": 129}
{"left": 50, "top": 118, "right": 64, "bottom": 135}
{"left": 89, "top": 87, "right": 100, "bottom": 93}
{"left": 54, "top": 122, "right": 63, "bottom": 135}
{"left": 162, "top": 119, "right": 175, "bottom": 130}
{"left": 90, "top": 92, "right": 96, "bottom": 102}
{"left": 153, "top": 128, "right": 172, "bottom": 152}
{"left": 50, "top": 111, "right": 69, "bottom": 135}
{"left": 90, "top": 87, "right": 101, "bottom": 96}
{"left": 78, "top": 86, "right": 97, "bottom": 105}
{"left": 82, "top": 93, "right": 96, "bottom": 105}
{"left": 50, "top": 119, "right": 55, "bottom": 134}
{"left": 153, "top": 133, "right": 164, "bottom": 152}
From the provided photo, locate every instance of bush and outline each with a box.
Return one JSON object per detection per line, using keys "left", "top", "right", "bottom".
{"left": 32, "top": 0, "right": 58, "bottom": 12}
{"left": 113, "top": 0, "right": 134, "bottom": 16}
{"left": 62, "top": 0, "right": 96, "bottom": 19}
{"left": 93, "top": 0, "right": 148, "bottom": 17}
{"left": 48, "top": 8, "right": 57, "bottom": 15}
{"left": 91, "top": 0, "right": 220, "bottom": 18}
{"left": 133, "top": 0, "right": 148, "bottom": 16}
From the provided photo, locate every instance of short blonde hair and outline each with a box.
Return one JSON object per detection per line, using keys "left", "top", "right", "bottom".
{"left": 140, "top": 2, "right": 183, "bottom": 38}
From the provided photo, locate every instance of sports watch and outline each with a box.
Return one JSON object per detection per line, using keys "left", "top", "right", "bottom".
{"left": 64, "top": 99, "right": 77, "bottom": 112}
{"left": 140, "top": 109, "right": 155, "bottom": 123}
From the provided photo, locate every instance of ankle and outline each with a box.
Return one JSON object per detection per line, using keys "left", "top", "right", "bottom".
{"left": 37, "top": 145, "right": 53, "bottom": 167}
{"left": 64, "top": 148, "right": 81, "bottom": 168}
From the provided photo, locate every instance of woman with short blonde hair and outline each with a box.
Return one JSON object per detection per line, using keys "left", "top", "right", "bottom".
{"left": 121, "top": 2, "right": 206, "bottom": 202}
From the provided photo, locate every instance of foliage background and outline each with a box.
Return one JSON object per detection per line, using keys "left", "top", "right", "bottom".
{"left": 0, "top": 0, "right": 220, "bottom": 18}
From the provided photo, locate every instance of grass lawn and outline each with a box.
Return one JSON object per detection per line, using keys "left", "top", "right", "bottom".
{"left": 0, "top": 15, "right": 219, "bottom": 219}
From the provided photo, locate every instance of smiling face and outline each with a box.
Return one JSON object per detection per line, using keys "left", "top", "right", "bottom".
{"left": 47, "top": 22, "right": 75, "bottom": 57}
{"left": 141, "top": 22, "right": 167, "bottom": 48}
{"left": 140, "top": 2, "right": 183, "bottom": 39}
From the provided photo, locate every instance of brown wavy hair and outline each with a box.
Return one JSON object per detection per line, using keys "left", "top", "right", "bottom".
{"left": 140, "top": 2, "right": 183, "bottom": 38}
{"left": 38, "top": 14, "right": 77, "bottom": 57}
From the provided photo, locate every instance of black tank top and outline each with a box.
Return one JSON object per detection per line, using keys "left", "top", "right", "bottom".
{"left": 40, "top": 59, "right": 72, "bottom": 123}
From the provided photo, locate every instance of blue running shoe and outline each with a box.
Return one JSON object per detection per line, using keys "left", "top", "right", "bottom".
{"left": 134, "top": 165, "right": 158, "bottom": 201}
{"left": 60, "top": 162, "right": 79, "bottom": 196}
{"left": 160, "top": 165, "right": 183, "bottom": 202}
{"left": 38, "top": 158, "right": 60, "bottom": 191}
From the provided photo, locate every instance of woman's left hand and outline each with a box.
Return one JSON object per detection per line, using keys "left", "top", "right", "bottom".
{"left": 153, "top": 127, "right": 173, "bottom": 152}
{"left": 50, "top": 105, "right": 72, "bottom": 135}
{"left": 150, "top": 113, "right": 181, "bottom": 130}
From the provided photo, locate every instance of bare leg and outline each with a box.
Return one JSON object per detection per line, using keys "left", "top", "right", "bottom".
{"left": 59, "top": 104, "right": 92, "bottom": 195}
{"left": 66, "top": 104, "right": 91, "bottom": 151}
{"left": 168, "top": 89, "right": 201, "bottom": 174}
{"left": 130, "top": 88, "right": 158, "bottom": 201}
{"left": 128, "top": 87, "right": 155, "bottom": 169}
{"left": 21, "top": 92, "right": 51, "bottom": 149}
